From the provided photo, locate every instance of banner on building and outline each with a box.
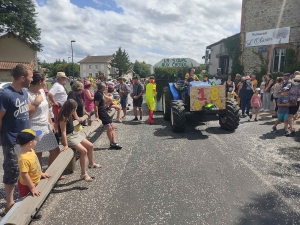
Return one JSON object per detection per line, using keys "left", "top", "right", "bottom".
{"left": 245, "top": 27, "right": 290, "bottom": 47}
{"left": 154, "top": 58, "right": 200, "bottom": 68}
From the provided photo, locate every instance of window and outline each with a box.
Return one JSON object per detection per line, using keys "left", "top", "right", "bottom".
{"left": 88, "top": 73, "right": 92, "bottom": 77}
{"left": 272, "top": 49, "right": 286, "bottom": 72}
{"left": 95, "top": 65, "right": 98, "bottom": 69}
{"left": 95, "top": 72, "right": 98, "bottom": 77}
{"left": 100, "top": 64, "right": 105, "bottom": 70}
{"left": 88, "top": 65, "right": 92, "bottom": 70}
{"left": 83, "top": 64, "right": 86, "bottom": 70}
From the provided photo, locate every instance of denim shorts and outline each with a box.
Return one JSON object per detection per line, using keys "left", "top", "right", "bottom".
{"left": 3, "top": 144, "right": 20, "bottom": 184}
{"left": 120, "top": 95, "right": 128, "bottom": 109}
{"left": 278, "top": 114, "right": 289, "bottom": 121}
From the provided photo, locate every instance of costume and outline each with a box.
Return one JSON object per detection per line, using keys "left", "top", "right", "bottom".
{"left": 145, "top": 79, "right": 156, "bottom": 124}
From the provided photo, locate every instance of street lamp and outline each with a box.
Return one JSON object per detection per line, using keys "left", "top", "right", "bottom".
{"left": 71, "top": 40, "right": 76, "bottom": 77}
{"left": 68, "top": 57, "right": 71, "bottom": 76}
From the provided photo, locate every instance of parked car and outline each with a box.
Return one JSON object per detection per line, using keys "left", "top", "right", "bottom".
{"left": 0, "top": 82, "right": 12, "bottom": 91}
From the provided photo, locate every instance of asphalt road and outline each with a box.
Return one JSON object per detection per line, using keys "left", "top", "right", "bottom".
{"left": 2, "top": 102, "right": 300, "bottom": 224}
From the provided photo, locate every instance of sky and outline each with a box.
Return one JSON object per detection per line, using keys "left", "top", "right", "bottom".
{"left": 35, "top": 0, "right": 243, "bottom": 65}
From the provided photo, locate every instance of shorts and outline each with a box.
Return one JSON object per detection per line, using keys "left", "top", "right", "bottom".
{"left": 18, "top": 180, "right": 37, "bottom": 198}
{"left": 3, "top": 145, "right": 20, "bottom": 184}
{"left": 120, "top": 96, "right": 128, "bottom": 109}
{"left": 64, "top": 132, "right": 85, "bottom": 148}
{"left": 278, "top": 114, "right": 289, "bottom": 121}
{"left": 289, "top": 102, "right": 300, "bottom": 115}
{"left": 52, "top": 105, "right": 62, "bottom": 123}
{"left": 133, "top": 97, "right": 143, "bottom": 108}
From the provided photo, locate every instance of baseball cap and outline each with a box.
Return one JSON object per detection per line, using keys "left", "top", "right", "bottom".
{"left": 283, "top": 73, "right": 290, "bottom": 76}
{"left": 17, "top": 129, "right": 42, "bottom": 146}
{"left": 283, "top": 86, "right": 290, "bottom": 91}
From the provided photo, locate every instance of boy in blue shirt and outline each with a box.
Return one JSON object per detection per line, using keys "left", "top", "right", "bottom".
{"left": 272, "top": 87, "right": 291, "bottom": 136}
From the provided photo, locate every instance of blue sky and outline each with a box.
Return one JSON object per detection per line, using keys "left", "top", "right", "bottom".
{"left": 70, "top": 0, "right": 123, "bottom": 13}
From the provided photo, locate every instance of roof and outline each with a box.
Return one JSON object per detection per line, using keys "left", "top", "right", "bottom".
{"left": 78, "top": 55, "right": 113, "bottom": 63}
{"left": 0, "top": 62, "right": 35, "bottom": 70}
{"left": 206, "top": 33, "right": 240, "bottom": 49}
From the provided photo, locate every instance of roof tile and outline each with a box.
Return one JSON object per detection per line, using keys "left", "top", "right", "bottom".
{"left": 78, "top": 55, "right": 113, "bottom": 63}
{"left": 0, "top": 62, "right": 35, "bottom": 70}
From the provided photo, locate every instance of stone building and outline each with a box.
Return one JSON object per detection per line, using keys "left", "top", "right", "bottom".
{"left": 205, "top": 0, "right": 300, "bottom": 76}
{"left": 78, "top": 55, "right": 113, "bottom": 78}
{"left": 241, "top": 0, "right": 300, "bottom": 74}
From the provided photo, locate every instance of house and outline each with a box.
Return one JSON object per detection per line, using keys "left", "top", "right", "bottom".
{"left": 205, "top": 34, "right": 239, "bottom": 76}
{"left": 78, "top": 55, "right": 114, "bottom": 78}
{"left": 0, "top": 33, "right": 37, "bottom": 81}
{"left": 205, "top": 0, "right": 300, "bottom": 75}
{"left": 240, "top": 0, "right": 300, "bottom": 74}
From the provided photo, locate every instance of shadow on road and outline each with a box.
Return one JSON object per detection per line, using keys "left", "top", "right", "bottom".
{"left": 237, "top": 191, "right": 300, "bottom": 225}
{"left": 205, "top": 126, "right": 235, "bottom": 135}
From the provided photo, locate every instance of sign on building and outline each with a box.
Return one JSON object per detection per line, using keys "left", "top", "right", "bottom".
{"left": 154, "top": 58, "right": 200, "bottom": 68}
{"left": 245, "top": 27, "right": 290, "bottom": 47}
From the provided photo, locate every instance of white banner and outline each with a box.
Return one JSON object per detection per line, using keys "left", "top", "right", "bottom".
{"left": 245, "top": 27, "right": 290, "bottom": 47}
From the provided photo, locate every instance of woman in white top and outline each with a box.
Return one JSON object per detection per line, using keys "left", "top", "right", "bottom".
{"left": 28, "top": 72, "right": 60, "bottom": 168}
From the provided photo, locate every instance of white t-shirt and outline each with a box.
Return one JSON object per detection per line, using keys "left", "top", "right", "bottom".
{"left": 28, "top": 89, "right": 49, "bottom": 126}
{"left": 49, "top": 82, "right": 67, "bottom": 105}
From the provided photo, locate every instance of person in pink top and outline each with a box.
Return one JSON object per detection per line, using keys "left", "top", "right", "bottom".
{"left": 250, "top": 88, "right": 262, "bottom": 121}
{"left": 83, "top": 81, "right": 95, "bottom": 113}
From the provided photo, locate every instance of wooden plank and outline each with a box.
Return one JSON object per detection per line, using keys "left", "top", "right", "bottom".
{"left": 190, "top": 85, "right": 226, "bottom": 111}
{"left": 1, "top": 109, "right": 116, "bottom": 225}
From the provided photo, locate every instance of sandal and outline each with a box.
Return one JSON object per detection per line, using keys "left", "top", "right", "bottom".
{"left": 88, "top": 163, "right": 102, "bottom": 169}
{"left": 5, "top": 202, "right": 15, "bottom": 213}
{"left": 80, "top": 173, "right": 93, "bottom": 182}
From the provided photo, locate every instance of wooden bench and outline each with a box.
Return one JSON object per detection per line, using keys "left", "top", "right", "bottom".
{"left": 0, "top": 109, "right": 116, "bottom": 225}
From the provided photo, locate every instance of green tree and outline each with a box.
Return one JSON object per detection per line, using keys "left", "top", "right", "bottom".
{"left": 0, "top": 0, "right": 43, "bottom": 51}
{"left": 109, "top": 47, "right": 132, "bottom": 78}
{"left": 133, "top": 60, "right": 151, "bottom": 78}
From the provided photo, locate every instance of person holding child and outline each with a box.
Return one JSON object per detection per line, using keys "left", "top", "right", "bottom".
{"left": 272, "top": 87, "right": 291, "bottom": 136}
{"left": 17, "top": 129, "right": 50, "bottom": 198}
{"left": 58, "top": 99, "right": 101, "bottom": 182}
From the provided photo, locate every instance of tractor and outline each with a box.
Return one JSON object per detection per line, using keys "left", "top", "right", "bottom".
{"left": 162, "top": 80, "right": 240, "bottom": 132}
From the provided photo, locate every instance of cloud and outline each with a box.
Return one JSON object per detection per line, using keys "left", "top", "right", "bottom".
{"left": 35, "top": 0, "right": 242, "bottom": 65}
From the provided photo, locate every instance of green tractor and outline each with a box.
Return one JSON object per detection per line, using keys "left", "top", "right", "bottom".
{"left": 162, "top": 80, "right": 240, "bottom": 132}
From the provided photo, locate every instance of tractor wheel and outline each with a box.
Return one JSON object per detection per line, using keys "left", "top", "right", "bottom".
{"left": 162, "top": 86, "right": 172, "bottom": 120}
{"left": 219, "top": 98, "right": 240, "bottom": 130}
{"left": 171, "top": 101, "right": 186, "bottom": 132}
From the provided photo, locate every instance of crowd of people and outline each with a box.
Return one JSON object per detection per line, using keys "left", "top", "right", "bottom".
{"left": 230, "top": 71, "right": 300, "bottom": 135}
{"left": 0, "top": 64, "right": 157, "bottom": 214}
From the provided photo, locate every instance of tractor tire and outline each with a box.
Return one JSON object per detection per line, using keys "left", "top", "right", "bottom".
{"left": 162, "top": 86, "right": 172, "bottom": 120}
{"left": 171, "top": 101, "right": 186, "bottom": 132}
{"left": 219, "top": 98, "right": 240, "bottom": 130}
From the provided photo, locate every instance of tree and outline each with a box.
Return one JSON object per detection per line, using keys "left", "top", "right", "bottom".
{"left": 133, "top": 60, "right": 151, "bottom": 78}
{"left": 109, "top": 47, "right": 132, "bottom": 78}
{"left": 0, "top": 0, "right": 43, "bottom": 51}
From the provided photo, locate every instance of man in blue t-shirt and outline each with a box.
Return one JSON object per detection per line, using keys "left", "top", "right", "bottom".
{"left": 0, "top": 64, "right": 33, "bottom": 213}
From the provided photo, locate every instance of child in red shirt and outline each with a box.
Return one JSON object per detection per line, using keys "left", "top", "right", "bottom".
{"left": 251, "top": 88, "right": 262, "bottom": 121}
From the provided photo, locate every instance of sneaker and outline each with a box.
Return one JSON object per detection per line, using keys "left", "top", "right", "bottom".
{"left": 264, "top": 109, "right": 270, "bottom": 112}
{"left": 132, "top": 117, "right": 138, "bottom": 121}
{"left": 259, "top": 108, "right": 265, "bottom": 112}
{"left": 272, "top": 126, "right": 278, "bottom": 133}
{"left": 127, "top": 107, "right": 130, "bottom": 110}
{"left": 240, "top": 114, "right": 246, "bottom": 118}
{"left": 254, "top": 118, "right": 258, "bottom": 121}
{"left": 110, "top": 143, "right": 122, "bottom": 149}
{"left": 284, "top": 131, "right": 290, "bottom": 136}
{"left": 139, "top": 117, "right": 143, "bottom": 121}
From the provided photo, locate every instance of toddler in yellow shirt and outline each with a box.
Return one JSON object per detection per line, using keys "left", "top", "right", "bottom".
{"left": 17, "top": 129, "right": 50, "bottom": 198}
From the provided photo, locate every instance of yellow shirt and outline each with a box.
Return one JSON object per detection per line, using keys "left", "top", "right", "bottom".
{"left": 185, "top": 73, "right": 199, "bottom": 81}
{"left": 146, "top": 82, "right": 156, "bottom": 100}
{"left": 252, "top": 79, "right": 258, "bottom": 90}
{"left": 18, "top": 149, "right": 41, "bottom": 185}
